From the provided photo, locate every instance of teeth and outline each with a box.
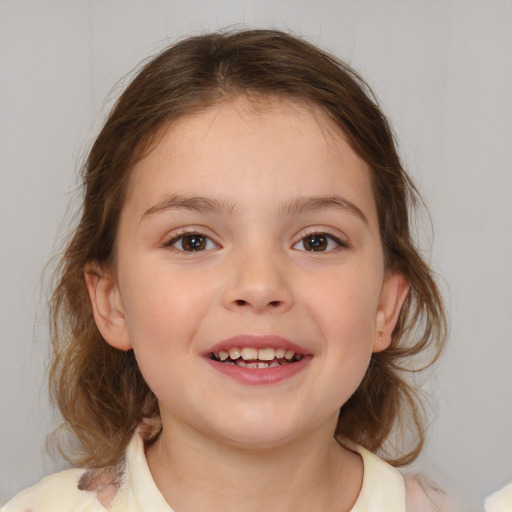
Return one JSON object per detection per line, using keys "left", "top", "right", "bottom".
{"left": 214, "top": 346, "right": 304, "bottom": 365}
{"left": 284, "top": 350, "right": 295, "bottom": 360}
{"left": 229, "top": 347, "right": 241, "bottom": 360}
{"left": 241, "top": 347, "right": 258, "bottom": 361}
{"left": 258, "top": 348, "right": 275, "bottom": 361}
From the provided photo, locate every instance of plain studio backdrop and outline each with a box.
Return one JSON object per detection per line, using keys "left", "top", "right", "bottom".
{"left": 1, "top": 1, "right": 511, "bottom": 510}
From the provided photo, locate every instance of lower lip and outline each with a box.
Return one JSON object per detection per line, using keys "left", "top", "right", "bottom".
{"left": 205, "top": 356, "right": 311, "bottom": 385}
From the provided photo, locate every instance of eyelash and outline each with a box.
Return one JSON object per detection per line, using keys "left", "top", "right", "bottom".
{"left": 163, "top": 229, "right": 219, "bottom": 252}
{"left": 163, "top": 229, "right": 349, "bottom": 253}
{"left": 292, "top": 231, "right": 349, "bottom": 252}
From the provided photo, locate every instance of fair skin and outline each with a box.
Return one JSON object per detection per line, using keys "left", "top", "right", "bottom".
{"left": 86, "top": 97, "right": 409, "bottom": 512}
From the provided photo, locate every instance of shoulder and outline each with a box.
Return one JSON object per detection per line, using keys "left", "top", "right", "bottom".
{"left": 350, "top": 446, "right": 465, "bottom": 512}
{"left": 404, "top": 474, "right": 469, "bottom": 512}
{"left": 1, "top": 428, "right": 168, "bottom": 512}
{"left": 2, "top": 462, "right": 126, "bottom": 512}
{"left": 2, "top": 468, "right": 97, "bottom": 511}
{"left": 404, "top": 475, "right": 438, "bottom": 512}
{"left": 485, "top": 482, "right": 512, "bottom": 512}
{"left": 350, "top": 446, "right": 406, "bottom": 511}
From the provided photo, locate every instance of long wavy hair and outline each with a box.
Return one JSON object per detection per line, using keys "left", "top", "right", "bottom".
{"left": 49, "top": 29, "right": 446, "bottom": 468}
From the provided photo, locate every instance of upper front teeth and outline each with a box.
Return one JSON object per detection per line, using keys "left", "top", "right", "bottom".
{"left": 215, "top": 347, "right": 299, "bottom": 362}
{"left": 241, "top": 347, "right": 258, "bottom": 360}
{"left": 257, "top": 348, "right": 274, "bottom": 361}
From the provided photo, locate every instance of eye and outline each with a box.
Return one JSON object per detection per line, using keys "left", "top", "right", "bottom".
{"left": 167, "top": 232, "right": 218, "bottom": 252}
{"left": 293, "top": 232, "right": 346, "bottom": 252}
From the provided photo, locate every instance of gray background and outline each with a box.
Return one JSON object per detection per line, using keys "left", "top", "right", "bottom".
{"left": 1, "top": 1, "right": 511, "bottom": 510}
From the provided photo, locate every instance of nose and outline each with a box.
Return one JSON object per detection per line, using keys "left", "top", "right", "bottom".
{"left": 222, "top": 247, "right": 294, "bottom": 314}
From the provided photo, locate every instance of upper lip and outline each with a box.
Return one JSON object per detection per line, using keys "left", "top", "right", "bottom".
{"left": 204, "top": 334, "right": 309, "bottom": 356}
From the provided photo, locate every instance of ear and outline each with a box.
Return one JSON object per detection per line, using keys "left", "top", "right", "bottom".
{"left": 84, "top": 262, "right": 132, "bottom": 351}
{"left": 373, "top": 271, "right": 410, "bottom": 353}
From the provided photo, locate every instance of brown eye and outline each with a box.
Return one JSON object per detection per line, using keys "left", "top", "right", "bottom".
{"left": 293, "top": 232, "right": 346, "bottom": 252}
{"left": 181, "top": 235, "right": 206, "bottom": 251}
{"left": 168, "top": 233, "right": 217, "bottom": 252}
{"left": 303, "top": 234, "right": 328, "bottom": 251}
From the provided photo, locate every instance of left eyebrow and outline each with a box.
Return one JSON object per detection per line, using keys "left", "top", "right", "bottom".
{"left": 280, "top": 196, "right": 368, "bottom": 225}
{"left": 141, "top": 194, "right": 238, "bottom": 221}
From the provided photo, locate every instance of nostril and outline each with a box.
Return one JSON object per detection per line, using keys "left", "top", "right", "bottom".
{"left": 233, "top": 299, "right": 281, "bottom": 308}
{"left": 230, "top": 298, "right": 287, "bottom": 310}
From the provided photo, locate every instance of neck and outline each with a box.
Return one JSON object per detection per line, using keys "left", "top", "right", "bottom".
{"left": 145, "top": 414, "right": 363, "bottom": 512}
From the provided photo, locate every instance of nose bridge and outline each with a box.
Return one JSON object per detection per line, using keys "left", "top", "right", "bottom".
{"left": 223, "top": 239, "right": 293, "bottom": 313}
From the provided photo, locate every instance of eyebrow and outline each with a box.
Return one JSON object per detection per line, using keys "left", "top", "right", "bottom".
{"left": 142, "top": 194, "right": 368, "bottom": 224}
{"left": 280, "top": 196, "right": 368, "bottom": 224}
{"left": 142, "top": 195, "right": 238, "bottom": 220}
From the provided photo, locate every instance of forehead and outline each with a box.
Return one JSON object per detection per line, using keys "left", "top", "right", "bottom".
{"left": 124, "top": 96, "right": 376, "bottom": 223}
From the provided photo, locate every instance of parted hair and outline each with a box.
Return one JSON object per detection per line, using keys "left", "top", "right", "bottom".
{"left": 49, "top": 29, "right": 446, "bottom": 468}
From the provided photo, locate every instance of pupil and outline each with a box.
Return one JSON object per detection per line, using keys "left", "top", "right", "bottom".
{"left": 183, "top": 235, "right": 206, "bottom": 251}
{"left": 305, "top": 234, "right": 327, "bottom": 251}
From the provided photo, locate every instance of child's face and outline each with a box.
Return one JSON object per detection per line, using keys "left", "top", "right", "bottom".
{"left": 88, "top": 97, "right": 407, "bottom": 448}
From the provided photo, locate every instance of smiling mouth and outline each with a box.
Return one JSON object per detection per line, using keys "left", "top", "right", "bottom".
{"left": 210, "top": 347, "right": 304, "bottom": 368}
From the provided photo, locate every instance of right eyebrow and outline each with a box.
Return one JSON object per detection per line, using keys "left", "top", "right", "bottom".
{"left": 141, "top": 194, "right": 238, "bottom": 222}
{"left": 280, "top": 195, "right": 369, "bottom": 225}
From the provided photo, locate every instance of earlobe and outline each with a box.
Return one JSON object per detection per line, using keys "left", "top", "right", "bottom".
{"left": 84, "top": 263, "right": 132, "bottom": 351}
{"left": 375, "top": 310, "right": 386, "bottom": 342}
{"left": 373, "top": 272, "right": 410, "bottom": 353}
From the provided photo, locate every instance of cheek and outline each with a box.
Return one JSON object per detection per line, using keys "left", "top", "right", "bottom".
{"left": 120, "top": 264, "right": 215, "bottom": 355}
{"left": 304, "top": 267, "right": 382, "bottom": 336}
{"left": 301, "top": 266, "right": 383, "bottom": 398}
{"left": 126, "top": 259, "right": 209, "bottom": 312}
{"left": 120, "top": 272, "right": 205, "bottom": 397}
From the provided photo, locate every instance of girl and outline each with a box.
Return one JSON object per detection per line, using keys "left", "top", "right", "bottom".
{"left": 2, "top": 29, "right": 447, "bottom": 511}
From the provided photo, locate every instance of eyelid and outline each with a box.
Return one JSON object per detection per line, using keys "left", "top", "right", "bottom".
{"left": 161, "top": 227, "right": 220, "bottom": 250}
{"left": 292, "top": 228, "right": 350, "bottom": 251}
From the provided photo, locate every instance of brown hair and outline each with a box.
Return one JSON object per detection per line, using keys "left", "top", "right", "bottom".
{"left": 49, "top": 29, "right": 446, "bottom": 468}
